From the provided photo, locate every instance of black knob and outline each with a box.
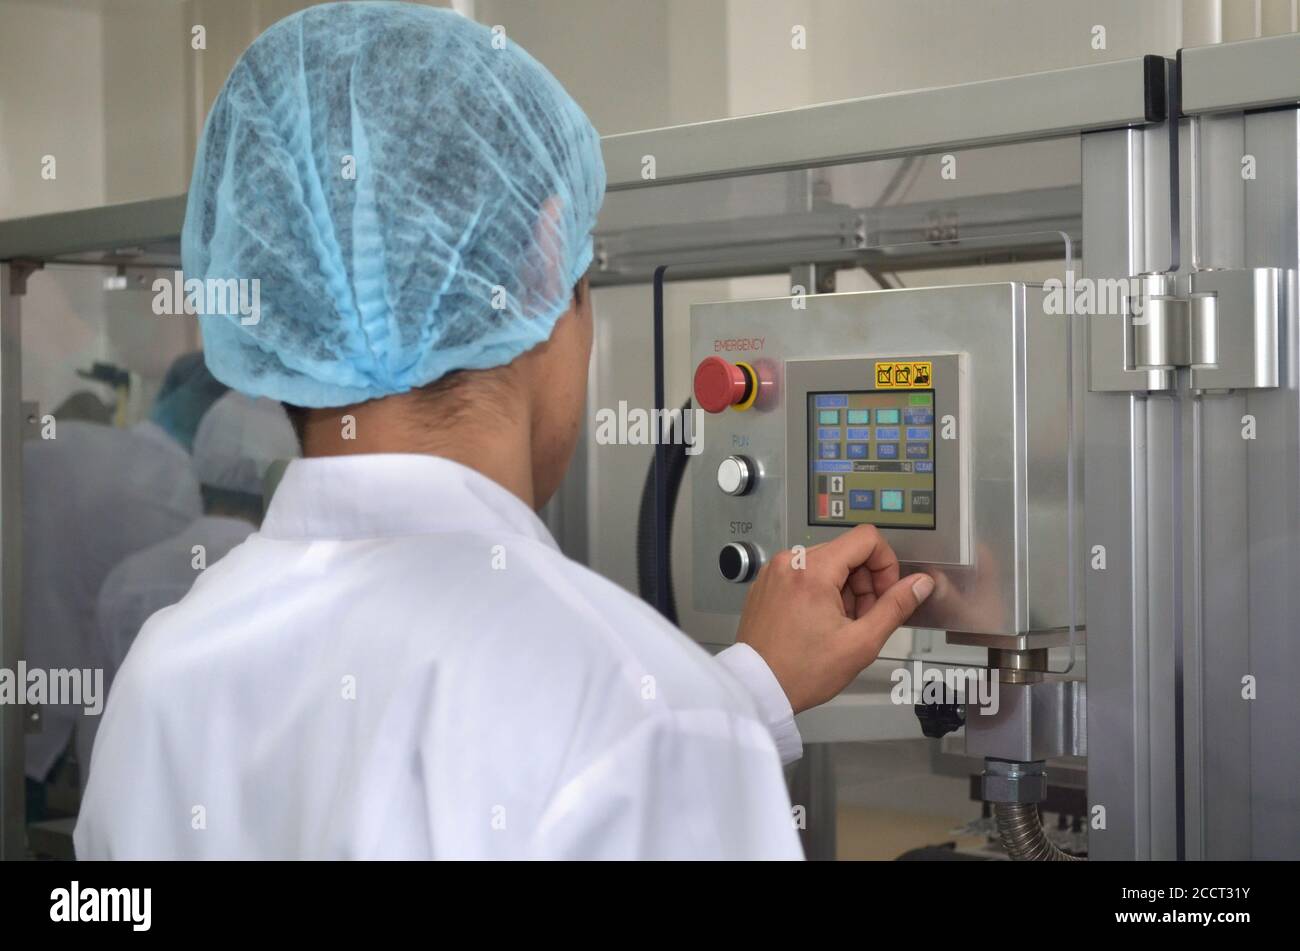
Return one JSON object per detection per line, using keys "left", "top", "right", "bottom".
{"left": 914, "top": 702, "right": 966, "bottom": 739}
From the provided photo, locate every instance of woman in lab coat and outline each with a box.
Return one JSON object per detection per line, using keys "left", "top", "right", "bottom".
{"left": 74, "top": 2, "right": 933, "bottom": 860}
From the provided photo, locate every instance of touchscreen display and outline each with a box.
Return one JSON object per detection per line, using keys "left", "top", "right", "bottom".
{"left": 808, "top": 390, "right": 936, "bottom": 529}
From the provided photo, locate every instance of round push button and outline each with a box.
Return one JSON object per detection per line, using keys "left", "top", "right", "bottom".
{"left": 716, "top": 455, "right": 754, "bottom": 496}
{"left": 694, "top": 357, "right": 752, "bottom": 413}
{"left": 718, "top": 542, "right": 759, "bottom": 583}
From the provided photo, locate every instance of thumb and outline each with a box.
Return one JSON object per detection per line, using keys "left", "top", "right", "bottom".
{"left": 840, "top": 573, "right": 934, "bottom": 670}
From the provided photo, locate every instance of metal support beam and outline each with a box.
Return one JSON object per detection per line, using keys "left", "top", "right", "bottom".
{"left": 1183, "top": 106, "right": 1300, "bottom": 859}
{"left": 789, "top": 744, "right": 836, "bottom": 860}
{"left": 1179, "top": 32, "right": 1300, "bottom": 117}
{"left": 1082, "top": 115, "right": 1182, "bottom": 859}
{"left": 0, "top": 264, "right": 26, "bottom": 860}
{"left": 604, "top": 56, "right": 1164, "bottom": 189}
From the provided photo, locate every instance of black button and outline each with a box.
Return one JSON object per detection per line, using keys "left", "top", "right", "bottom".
{"left": 718, "top": 543, "right": 756, "bottom": 583}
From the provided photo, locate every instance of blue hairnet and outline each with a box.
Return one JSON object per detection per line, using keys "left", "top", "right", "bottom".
{"left": 182, "top": 2, "right": 606, "bottom": 408}
{"left": 149, "top": 351, "right": 229, "bottom": 452}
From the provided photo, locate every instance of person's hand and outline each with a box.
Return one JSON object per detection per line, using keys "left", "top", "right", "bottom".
{"left": 735, "top": 525, "right": 934, "bottom": 713}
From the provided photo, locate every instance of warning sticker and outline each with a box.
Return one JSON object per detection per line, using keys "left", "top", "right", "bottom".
{"left": 874, "top": 361, "right": 932, "bottom": 388}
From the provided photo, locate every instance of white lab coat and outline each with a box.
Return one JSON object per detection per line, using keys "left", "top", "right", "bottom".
{"left": 77, "top": 515, "right": 257, "bottom": 771}
{"left": 23, "top": 420, "right": 201, "bottom": 781}
{"left": 76, "top": 454, "right": 804, "bottom": 859}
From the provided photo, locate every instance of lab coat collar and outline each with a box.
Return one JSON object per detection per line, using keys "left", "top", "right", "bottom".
{"left": 261, "top": 454, "right": 559, "bottom": 550}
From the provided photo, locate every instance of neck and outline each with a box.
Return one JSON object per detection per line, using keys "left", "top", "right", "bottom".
{"left": 298, "top": 391, "right": 537, "bottom": 509}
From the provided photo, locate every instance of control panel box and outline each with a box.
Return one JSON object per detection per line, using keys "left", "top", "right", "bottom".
{"left": 689, "top": 283, "right": 1080, "bottom": 640}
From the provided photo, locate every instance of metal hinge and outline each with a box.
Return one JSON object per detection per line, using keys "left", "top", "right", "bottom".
{"left": 1088, "top": 267, "right": 1291, "bottom": 392}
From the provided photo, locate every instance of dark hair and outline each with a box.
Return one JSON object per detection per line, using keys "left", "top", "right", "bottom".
{"left": 201, "top": 485, "right": 264, "bottom": 525}
{"left": 282, "top": 402, "right": 310, "bottom": 448}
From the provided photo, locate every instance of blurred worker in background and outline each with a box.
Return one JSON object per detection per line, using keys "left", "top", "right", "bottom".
{"left": 23, "top": 351, "right": 226, "bottom": 819}
{"left": 77, "top": 3, "right": 933, "bottom": 859}
{"left": 77, "top": 392, "right": 298, "bottom": 772}
{"left": 52, "top": 390, "right": 114, "bottom": 426}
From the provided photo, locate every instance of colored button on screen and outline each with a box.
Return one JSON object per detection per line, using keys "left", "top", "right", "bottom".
{"left": 847, "top": 409, "right": 870, "bottom": 425}
{"left": 846, "top": 442, "right": 868, "bottom": 459}
{"left": 910, "top": 491, "right": 934, "bottom": 514}
{"left": 874, "top": 426, "right": 900, "bottom": 441}
{"left": 818, "top": 409, "right": 841, "bottom": 425}
{"left": 876, "top": 443, "right": 899, "bottom": 459}
{"left": 880, "top": 489, "right": 904, "bottom": 512}
{"left": 819, "top": 441, "right": 841, "bottom": 459}
{"left": 848, "top": 490, "right": 875, "bottom": 510}
{"left": 906, "top": 442, "right": 930, "bottom": 459}
{"left": 875, "top": 408, "right": 901, "bottom": 425}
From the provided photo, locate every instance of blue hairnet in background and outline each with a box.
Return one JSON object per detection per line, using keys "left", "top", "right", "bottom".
{"left": 149, "top": 351, "right": 229, "bottom": 452}
{"left": 182, "top": 2, "right": 606, "bottom": 408}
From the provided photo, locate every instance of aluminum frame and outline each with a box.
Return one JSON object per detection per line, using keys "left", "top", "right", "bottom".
{"left": 0, "top": 266, "right": 25, "bottom": 861}
{"left": 602, "top": 56, "right": 1165, "bottom": 190}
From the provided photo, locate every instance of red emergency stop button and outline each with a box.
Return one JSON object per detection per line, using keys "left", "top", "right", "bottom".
{"left": 694, "top": 357, "right": 755, "bottom": 413}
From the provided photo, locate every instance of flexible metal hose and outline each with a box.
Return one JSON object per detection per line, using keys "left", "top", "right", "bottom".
{"left": 993, "top": 802, "right": 1081, "bottom": 861}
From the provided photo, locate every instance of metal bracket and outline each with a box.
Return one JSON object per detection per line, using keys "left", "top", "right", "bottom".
{"left": 1185, "top": 268, "right": 1284, "bottom": 391}
{"left": 1089, "top": 267, "right": 1288, "bottom": 392}
{"left": 7, "top": 260, "right": 43, "bottom": 296}
{"left": 965, "top": 680, "right": 1087, "bottom": 762}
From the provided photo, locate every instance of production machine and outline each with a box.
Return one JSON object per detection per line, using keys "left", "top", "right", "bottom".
{"left": 595, "top": 38, "right": 1300, "bottom": 861}
{"left": 688, "top": 283, "right": 1085, "bottom": 859}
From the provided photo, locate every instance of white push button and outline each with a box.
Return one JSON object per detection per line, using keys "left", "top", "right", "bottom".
{"left": 717, "top": 455, "right": 754, "bottom": 496}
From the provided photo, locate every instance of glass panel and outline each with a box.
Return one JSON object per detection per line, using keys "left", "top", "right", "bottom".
{"left": 18, "top": 265, "right": 297, "bottom": 844}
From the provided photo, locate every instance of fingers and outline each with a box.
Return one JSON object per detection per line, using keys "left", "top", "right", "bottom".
{"left": 844, "top": 564, "right": 879, "bottom": 618}
{"left": 812, "top": 524, "right": 901, "bottom": 589}
{"left": 838, "top": 573, "right": 935, "bottom": 670}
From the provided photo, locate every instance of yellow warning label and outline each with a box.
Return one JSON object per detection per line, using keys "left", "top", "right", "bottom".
{"left": 873, "top": 361, "right": 932, "bottom": 388}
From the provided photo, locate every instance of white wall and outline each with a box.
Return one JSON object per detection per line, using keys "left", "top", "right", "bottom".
{"left": 0, "top": 0, "right": 106, "bottom": 219}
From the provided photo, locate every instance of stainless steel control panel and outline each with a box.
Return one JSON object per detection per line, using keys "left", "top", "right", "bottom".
{"left": 689, "top": 283, "right": 1080, "bottom": 639}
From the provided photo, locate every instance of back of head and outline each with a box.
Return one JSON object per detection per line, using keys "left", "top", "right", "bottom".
{"left": 183, "top": 1, "right": 606, "bottom": 408}
{"left": 192, "top": 391, "right": 299, "bottom": 521}
{"left": 150, "top": 351, "right": 229, "bottom": 451}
